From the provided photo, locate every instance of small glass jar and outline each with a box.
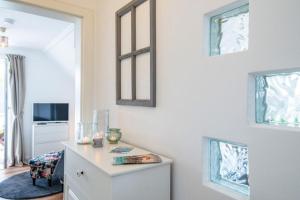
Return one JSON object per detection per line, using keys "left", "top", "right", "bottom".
{"left": 106, "top": 128, "right": 122, "bottom": 144}
{"left": 92, "top": 128, "right": 104, "bottom": 148}
{"left": 76, "top": 122, "right": 93, "bottom": 144}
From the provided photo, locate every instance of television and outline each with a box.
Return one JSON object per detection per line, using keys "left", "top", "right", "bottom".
{"left": 33, "top": 103, "right": 69, "bottom": 122}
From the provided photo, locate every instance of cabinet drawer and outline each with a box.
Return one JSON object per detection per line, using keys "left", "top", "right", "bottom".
{"left": 64, "top": 175, "right": 88, "bottom": 200}
{"left": 67, "top": 189, "right": 79, "bottom": 200}
{"left": 65, "top": 148, "right": 112, "bottom": 200}
{"left": 33, "top": 125, "right": 68, "bottom": 143}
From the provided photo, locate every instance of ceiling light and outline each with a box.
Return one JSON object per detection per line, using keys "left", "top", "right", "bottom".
{"left": 0, "top": 36, "right": 8, "bottom": 48}
{"left": 0, "top": 19, "right": 14, "bottom": 48}
{"left": 0, "top": 27, "right": 8, "bottom": 48}
{"left": 3, "top": 18, "right": 14, "bottom": 26}
{"left": 0, "top": 27, "right": 6, "bottom": 33}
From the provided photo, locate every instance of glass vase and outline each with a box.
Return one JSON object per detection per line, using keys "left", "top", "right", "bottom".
{"left": 92, "top": 109, "right": 109, "bottom": 138}
{"left": 106, "top": 128, "right": 122, "bottom": 144}
{"left": 76, "top": 122, "right": 93, "bottom": 144}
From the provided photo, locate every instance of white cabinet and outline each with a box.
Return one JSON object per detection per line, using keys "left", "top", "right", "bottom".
{"left": 32, "top": 122, "right": 69, "bottom": 157}
{"left": 66, "top": 186, "right": 80, "bottom": 200}
{"left": 63, "top": 141, "right": 172, "bottom": 200}
{"left": 64, "top": 174, "right": 88, "bottom": 200}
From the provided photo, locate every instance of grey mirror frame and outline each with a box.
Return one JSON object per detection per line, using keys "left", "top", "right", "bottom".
{"left": 116, "top": 0, "right": 156, "bottom": 107}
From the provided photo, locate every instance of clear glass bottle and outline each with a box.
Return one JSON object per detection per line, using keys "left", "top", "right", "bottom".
{"left": 93, "top": 109, "right": 109, "bottom": 142}
{"left": 100, "top": 110, "right": 109, "bottom": 133}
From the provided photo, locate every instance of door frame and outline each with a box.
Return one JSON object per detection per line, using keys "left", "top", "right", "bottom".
{"left": 0, "top": 56, "right": 8, "bottom": 169}
{"left": 0, "top": 0, "right": 95, "bottom": 167}
{"left": 0, "top": 0, "right": 95, "bottom": 135}
{"left": 4, "top": 56, "right": 8, "bottom": 169}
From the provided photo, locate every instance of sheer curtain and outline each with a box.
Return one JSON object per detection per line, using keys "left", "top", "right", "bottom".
{"left": 6, "top": 54, "right": 25, "bottom": 166}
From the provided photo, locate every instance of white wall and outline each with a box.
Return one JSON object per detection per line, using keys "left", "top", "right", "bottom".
{"left": 93, "top": 0, "right": 300, "bottom": 200}
{"left": 0, "top": 47, "right": 75, "bottom": 160}
{"left": 45, "top": 24, "right": 76, "bottom": 80}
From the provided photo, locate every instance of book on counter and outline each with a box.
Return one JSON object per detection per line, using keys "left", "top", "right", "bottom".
{"left": 112, "top": 154, "right": 162, "bottom": 165}
{"left": 110, "top": 146, "right": 134, "bottom": 154}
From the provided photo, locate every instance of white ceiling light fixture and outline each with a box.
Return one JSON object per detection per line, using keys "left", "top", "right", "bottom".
{"left": 0, "top": 36, "right": 8, "bottom": 48}
{"left": 0, "top": 27, "right": 8, "bottom": 48}
{"left": 2, "top": 18, "right": 15, "bottom": 27}
{"left": 0, "top": 18, "right": 14, "bottom": 48}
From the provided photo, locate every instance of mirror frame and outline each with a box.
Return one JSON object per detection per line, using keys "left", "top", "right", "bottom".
{"left": 116, "top": 0, "right": 156, "bottom": 107}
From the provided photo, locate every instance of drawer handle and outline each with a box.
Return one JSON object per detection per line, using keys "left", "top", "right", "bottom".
{"left": 76, "top": 170, "right": 84, "bottom": 177}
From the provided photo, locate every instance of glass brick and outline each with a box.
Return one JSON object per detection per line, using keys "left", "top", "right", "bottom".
{"left": 256, "top": 72, "right": 300, "bottom": 127}
{"left": 210, "top": 4, "right": 249, "bottom": 56}
{"left": 210, "top": 139, "right": 250, "bottom": 195}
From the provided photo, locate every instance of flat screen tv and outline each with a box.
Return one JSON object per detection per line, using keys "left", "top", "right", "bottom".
{"left": 33, "top": 103, "right": 69, "bottom": 122}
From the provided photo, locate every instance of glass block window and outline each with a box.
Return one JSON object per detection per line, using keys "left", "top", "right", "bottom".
{"left": 210, "top": 139, "right": 250, "bottom": 196}
{"left": 210, "top": 3, "right": 249, "bottom": 56}
{"left": 256, "top": 72, "right": 300, "bottom": 127}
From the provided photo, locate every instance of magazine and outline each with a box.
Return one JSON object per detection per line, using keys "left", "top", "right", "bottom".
{"left": 112, "top": 154, "right": 162, "bottom": 165}
{"left": 110, "top": 146, "right": 134, "bottom": 154}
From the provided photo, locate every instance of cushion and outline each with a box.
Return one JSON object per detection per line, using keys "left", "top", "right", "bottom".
{"left": 29, "top": 151, "right": 62, "bottom": 168}
{"left": 29, "top": 151, "right": 63, "bottom": 179}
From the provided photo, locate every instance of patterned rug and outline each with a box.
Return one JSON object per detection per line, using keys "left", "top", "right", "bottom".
{"left": 0, "top": 171, "right": 62, "bottom": 199}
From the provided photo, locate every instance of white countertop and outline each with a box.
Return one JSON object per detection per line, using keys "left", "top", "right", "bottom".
{"left": 63, "top": 140, "right": 172, "bottom": 177}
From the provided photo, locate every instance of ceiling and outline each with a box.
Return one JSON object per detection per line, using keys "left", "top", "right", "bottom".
{"left": 0, "top": 7, "right": 73, "bottom": 50}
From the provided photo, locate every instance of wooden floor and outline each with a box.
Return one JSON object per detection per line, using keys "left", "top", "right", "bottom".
{"left": 0, "top": 166, "right": 63, "bottom": 200}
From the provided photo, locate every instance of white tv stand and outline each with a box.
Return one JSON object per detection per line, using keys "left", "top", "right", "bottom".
{"left": 32, "top": 122, "right": 69, "bottom": 157}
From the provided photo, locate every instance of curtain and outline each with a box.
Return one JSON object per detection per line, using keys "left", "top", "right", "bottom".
{"left": 6, "top": 54, "right": 25, "bottom": 166}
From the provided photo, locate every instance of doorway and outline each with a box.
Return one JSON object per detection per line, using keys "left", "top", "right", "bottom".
{"left": 0, "top": 0, "right": 91, "bottom": 169}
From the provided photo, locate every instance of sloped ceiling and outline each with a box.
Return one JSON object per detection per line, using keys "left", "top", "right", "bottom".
{"left": 0, "top": 7, "right": 72, "bottom": 50}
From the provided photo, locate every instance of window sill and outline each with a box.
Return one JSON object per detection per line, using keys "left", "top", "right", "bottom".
{"left": 208, "top": 49, "right": 248, "bottom": 57}
{"left": 203, "top": 182, "right": 249, "bottom": 200}
{"left": 249, "top": 123, "right": 300, "bottom": 133}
